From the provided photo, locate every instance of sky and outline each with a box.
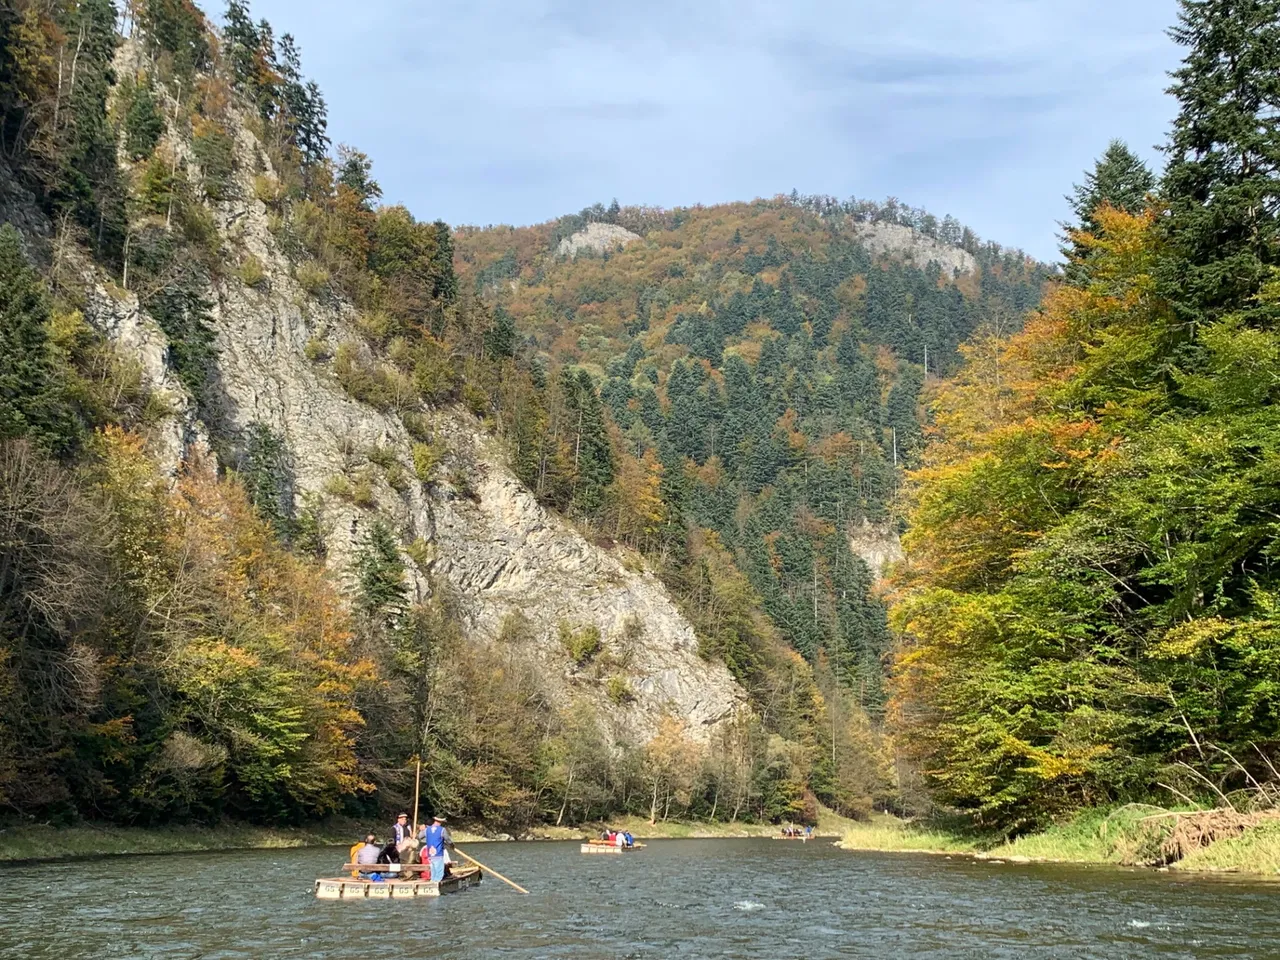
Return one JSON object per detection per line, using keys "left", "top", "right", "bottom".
{"left": 212, "top": 0, "right": 1184, "bottom": 261}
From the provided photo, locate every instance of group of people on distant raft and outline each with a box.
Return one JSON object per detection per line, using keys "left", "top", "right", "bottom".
{"left": 780, "top": 824, "right": 814, "bottom": 839}
{"left": 351, "top": 812, "right": 456, "bottom": 882}
{"left": 600, "top": 828, "right": 635, "bottom": 848}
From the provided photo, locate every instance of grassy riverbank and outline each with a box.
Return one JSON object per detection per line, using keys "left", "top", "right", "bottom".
{"left": 0, "top": 818, "right": 514, "bottom": 862}
{"left": 839, "top": 806, "right": 1280, "bottom": 877}
{"left": 0, "top": 808, "right": 854, "bottom": 862}
{"left": 0, "top": 820, "right": 370, "bottom": 862}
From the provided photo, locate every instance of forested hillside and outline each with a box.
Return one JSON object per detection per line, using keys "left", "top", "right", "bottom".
{"left": 0, "top": 0, "right": 982, "bottom": 832}
{"left": 890, "top": 0, "right": 1280, "bottom": 833}
{"left": 456, "top": 198, "right": 1050, "bottom": 712}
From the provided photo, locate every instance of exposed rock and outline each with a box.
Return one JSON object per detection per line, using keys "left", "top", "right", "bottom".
{"left": 851, "top": 221, "right": 977, "bottom": 276}
{"left": 557, "top": 222, "right": 641, "bottom": 258}
{"left": 848, "top": 519, "right": 904, "bottom": 579}
{"left": 75, "top": 41, "right": 745, "bottom": 749}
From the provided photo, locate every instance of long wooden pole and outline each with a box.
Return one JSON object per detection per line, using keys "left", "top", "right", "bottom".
{"left": 453, "top": 846, "right": 529, "bottom": 895}
{"left": 411, "top": 757, "right": 422, "bottom": 834}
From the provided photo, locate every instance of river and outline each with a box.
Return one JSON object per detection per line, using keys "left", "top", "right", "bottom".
{"left": 1, "top": 838, "right": 1276, "bottom": 958}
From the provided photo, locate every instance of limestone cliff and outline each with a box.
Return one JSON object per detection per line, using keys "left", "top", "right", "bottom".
{"left": 851, "top": 221, "right": 977, "bottom": 276}
{"left": 848, "top": 520, "right": 904, "bottom": 580}
{"left": 73, "top": 43, "right": 744, "bottom": 749}
{"left": 556, "top": 222, "right": 641, "bottom": 258}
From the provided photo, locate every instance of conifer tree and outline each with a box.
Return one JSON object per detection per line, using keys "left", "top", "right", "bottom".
{"left": 1061, "top": 140, "right": 1155, "bottom": 281}
{"left": 0, "top": 226, "right": 74, "bottom": 453}
{"left": 431, "top": 221, "right": 458, "bottom": 305}
{"left": 355, "top": 520, "right": 408, "bottom": 629}
{"left": 1160, "top": 0, "right": 1280, "bottom": 323}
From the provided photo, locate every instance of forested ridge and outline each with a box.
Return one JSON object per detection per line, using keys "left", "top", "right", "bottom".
{"left": 455, "top": 197, "right": 1049, "bottom": 712}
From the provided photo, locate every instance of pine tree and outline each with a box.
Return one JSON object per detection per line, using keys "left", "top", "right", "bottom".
{"left": 124, "top": 82, "right": 165, "bottom": 160}
{"left": 1160, "top": 0, "right": 1280, "bottom": 324}
{"left": 223, "top": 1, "right": 261, "bottom": 95}
{"left": 561, "top": 368, "right": 615, "bottom": 514}
{"left": 431, "top": 221, "right": 458, "bottom": 305}
{"left": 355, "top": 520, "right": 408, "bottom": 629}
{"left": 0, "top": 226, "right": 75, "bottom": 453}
{"left": 337, "top": 146, "right": 381, "bottom": 209}
{"left": 484, "top": 306, "right": 517, "bottom": 360}
{"left": 1061, "top": 140, "right": 1155, "bottom": 282}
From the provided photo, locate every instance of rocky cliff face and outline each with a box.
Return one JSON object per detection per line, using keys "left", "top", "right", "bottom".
{"left": 556, "top": 222, "right": 641, "bottom": 258}
{"left": 851, "top": 221, "right": 977, "bottom": 276}
{"left": 70, "top": 42, "right": 744, "bottom": 748}
{"left": 848, "top": 520, "right": 904, "bottom": 580}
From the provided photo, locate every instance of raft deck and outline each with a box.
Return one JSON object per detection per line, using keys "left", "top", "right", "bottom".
{"left": 580, "top": 840, "right": 643, "bottom": 854}
{"left": 315, "top": 865, "right": 482, "bottom": 899}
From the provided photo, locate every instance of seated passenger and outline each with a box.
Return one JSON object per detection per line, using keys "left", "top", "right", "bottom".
{"left": 356, "top": 834, "right": 381, "bottom": 866}
{"left": 377, "top": 839, "right": 401, "bottom": 864}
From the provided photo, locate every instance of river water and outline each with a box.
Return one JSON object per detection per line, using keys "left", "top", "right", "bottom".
{"left": 1, "top": 838, "right": 1277, "bottom": 959}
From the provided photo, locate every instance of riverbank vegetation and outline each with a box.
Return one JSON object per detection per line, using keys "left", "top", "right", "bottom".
{"left": 887, "top": 0, "right": 1280, "bottom": 868}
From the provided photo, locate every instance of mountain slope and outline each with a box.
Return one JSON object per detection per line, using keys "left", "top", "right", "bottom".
{"left": 455, "top": 197, "right": 1053, "bottom": 709}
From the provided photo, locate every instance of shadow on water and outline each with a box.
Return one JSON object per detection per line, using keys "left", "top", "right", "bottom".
{"left": 1, "top": 838, "right": 1277, "bottom": 959}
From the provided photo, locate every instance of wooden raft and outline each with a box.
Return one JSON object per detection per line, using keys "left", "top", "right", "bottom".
{"left": 580, "top": 840, "right": 643, "bottom": 854}
{"left": 314, "top": 865, "right": 482, "bottom": 900}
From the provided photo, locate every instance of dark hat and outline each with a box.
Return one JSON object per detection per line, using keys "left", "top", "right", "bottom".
{"left": 432, "top": 815, "right": 447, "bottom": 822}
{"left": 396, "top": 812, "right": 409, "bottom": 819}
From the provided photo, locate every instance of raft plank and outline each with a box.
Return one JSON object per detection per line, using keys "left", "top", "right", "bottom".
{"left": 314, "top": 867, "right": 482, "bottom": 900}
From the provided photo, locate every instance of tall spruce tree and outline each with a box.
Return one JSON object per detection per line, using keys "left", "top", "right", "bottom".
{"left": 355, "top": 520, "right": 408, "bottom": 629}
{"left": 0, "top": 226, "right": 74, "bottom": 453}
{"left": 1160, "top": 0, "right": 1280, "bottom": 323}
{"left": 1061, "top": 140, "right": 1155, "bottom": 282}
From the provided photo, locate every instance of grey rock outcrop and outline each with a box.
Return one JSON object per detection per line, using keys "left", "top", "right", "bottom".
{"left": 848, "top": 519, "right": 904, "bottom": 580}
{"left": 851, "top": 221, "right": 977, "bottom": 276}
{"left": 557, "top": 222, "right": 641, "bottom": 258}
{"left": 75, "top": 41, "right": 745, "bottom": 748}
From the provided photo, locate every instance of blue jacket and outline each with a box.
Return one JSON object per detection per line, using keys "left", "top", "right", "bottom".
{"left": 422, "top": 823, "right": 451, "bottom": 857}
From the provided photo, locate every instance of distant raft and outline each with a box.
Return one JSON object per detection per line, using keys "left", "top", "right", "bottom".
{"left": 315, "top": 863, "right": 482, "bottom": 899}
{"left": 580, "top": 840, "right": 645, "bottom": 854}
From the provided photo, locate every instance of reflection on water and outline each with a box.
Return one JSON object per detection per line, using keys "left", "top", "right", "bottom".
{"left": 1, "top": 838, "right": 1277, "bottom": 959}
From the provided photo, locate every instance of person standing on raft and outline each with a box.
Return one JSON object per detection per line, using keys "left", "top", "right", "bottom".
{"left": 392, "top": 812, "right": 417, "bottom": 861}
{"left": 419, "top": 814, "right": 455, "bottom": 882}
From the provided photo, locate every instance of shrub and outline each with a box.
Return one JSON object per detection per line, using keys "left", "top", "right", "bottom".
{"left": 351, "top": 474, "right": 375, "bottom": 507}
{"left": 401, "top": 411, "right": 432, "bottom": 442}
{"left": 321, "top": 474, "right": 353, "bottom": 500}
{"left": 412, "top": 441, "right": 445, "bottom": 482}
{"left": 253, "top": 174, "right": 284, "bottom": 207}
{"left": 606, "top": 676, "right": 635, "bottom": 704}
{"left": 177, "top": 200, "right": 218, "bottom": 252}
{"left": 449, "top": 467, "right": 477, "bottom": 502}
{"left": 191, "top": 120, "right": 237, "bottom": 200}
{"left": 560, "top": 621, "right": 601, "bottom": 666}
{"left": 355, "top": 311, "right": 396, "bottom": 346}
{"left": 304, "top": 337, "right": 331, "bottom": 362}
{"left": 364, "top": 443, "right": 398, "bottom": 469}
{"left": 238, "top": 254, "right": 266, "bottom": 288}
{"left": 295, "top": 261, "right": 330, "bottom": 296}
{"left": 333, "top": 343, "right": 415, "bottom": 411}
{"left": 404, "top": 537, "right": 433, "bottom": 569}
{"left": 462, "top": 381, "right": 489, "bottom": 417}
